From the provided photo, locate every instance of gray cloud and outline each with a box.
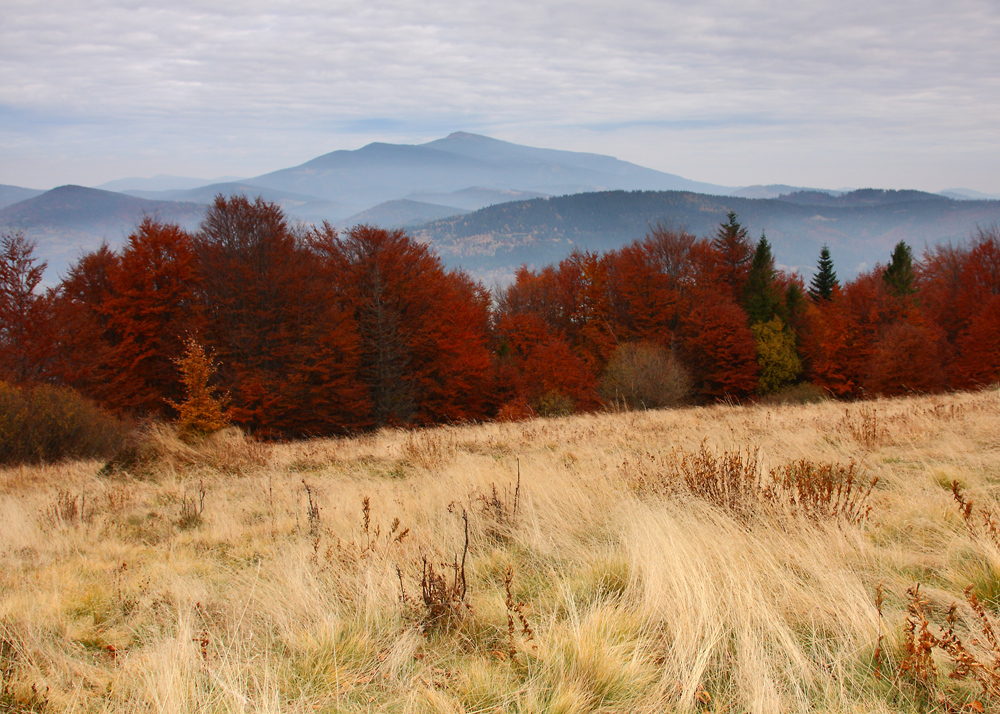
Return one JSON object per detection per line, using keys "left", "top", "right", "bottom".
{"left": 2, "top": 0, "right": 998, "bottom": 191}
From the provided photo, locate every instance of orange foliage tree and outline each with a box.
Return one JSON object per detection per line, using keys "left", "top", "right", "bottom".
{"left": 865, "top": 322, "right": 946, "bottom": 396}
{"left": 169, "top": 336, "right": 230, "bottom": 437}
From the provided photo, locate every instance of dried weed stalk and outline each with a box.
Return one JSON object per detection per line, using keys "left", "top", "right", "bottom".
{"left": 630, "top": 442, "right": 877, "bottom": 525}
{"left": 766, "top": 460, "right": 878, "bottom": 525}
{"left": 894, "top": 582, "right": 1000, "bottom": 706}
{"left": 46, "top": 489, "right": 89, "bottom": 526}
{"left": 302, "top": 480, "right": 321, "bottom": 536}
{"left": 474, "top": 459, "right": 521, "bottom": 542}
{"left": 839, "top": 405, "right": 885, "bottom": 450}
{"left": 177, "top": 480, "right": 206, "bottom": 529}
{"left": 952, "top": 482, "right": 1000, "bottom": 549}
{"left": 503, "top": 565, "right": 534, "bottom": 660}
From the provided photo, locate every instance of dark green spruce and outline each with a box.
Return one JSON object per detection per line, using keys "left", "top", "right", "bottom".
{"left": 808, "top": 245, "right": 839, "bottom": 302}
{"left": 743, "top": 233, "right": 782, "bottom": 325}
{"left": 882, "top": 240, "right": 915, "bottom": 296}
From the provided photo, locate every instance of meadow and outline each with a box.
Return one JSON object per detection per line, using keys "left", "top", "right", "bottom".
{"left": 3, "top": 388, "right": 1000, "bottom": 713}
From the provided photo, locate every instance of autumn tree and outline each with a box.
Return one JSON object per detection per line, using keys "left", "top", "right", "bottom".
{"left": 604, "top": 224, "right": 696, "bottom": 345}
{"left": 682, "top": 298, "right": 759, "bottom": 400}
{"left": 865, "top": 322, "right": 946, "bottom": 396}
{"left": 956, "top": 294, "right": 1000, "bottom": 386}
{"left": 493, "top": 312, "right": 599, "bottom": 415}
{"left": 599, "top": 341, "right": 691, "bottom": 409}
{"left": 99, "top": 218, "right": 203, "bottom": 414}
{"left": 751, "top": 317, "right": 802, "bottom": 394}
{"left": 0, "top": 231, "right": 54, "bottom": 383}
{"left": 555, "top": 250, "right": 616, "bottom": 372}
{"left": 169, "top": 336, "right": 230, "bottom": 437}
{"left": 49, "top": 245, "right": 119, "bottom": 398}
{"left": 808, "top": 246, "right": 839, "bottom": 302}
{"left": 316, "top": 223, "right": 492, "bottom": 426}
{"left": 195, "top": 195, "right": 367, "bottom": 436}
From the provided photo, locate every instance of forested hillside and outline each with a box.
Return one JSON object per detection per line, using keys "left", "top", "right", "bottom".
{"left": 412, "top": 189, "right": 1000, "bottom": 278}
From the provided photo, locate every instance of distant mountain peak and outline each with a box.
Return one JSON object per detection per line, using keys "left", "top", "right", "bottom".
{"left": 443, "top": 131, "right": 490, "bottom": 141}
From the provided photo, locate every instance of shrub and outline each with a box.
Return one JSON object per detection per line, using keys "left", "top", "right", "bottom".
{"left": 600, "top": 341, "right": 691, "bottom": 410}
{"left": 0, "top": 381, "right": 132, "bottom": 465}
{"left": 533, "top": 390, "right": 575, "bottom": 417}
{"left": 759, "top": 382, "right": 828, "bottom": 405}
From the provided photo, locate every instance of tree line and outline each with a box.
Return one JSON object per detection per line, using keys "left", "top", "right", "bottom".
{"left": 1, "top": 194, "right": 998, "bottom": 438}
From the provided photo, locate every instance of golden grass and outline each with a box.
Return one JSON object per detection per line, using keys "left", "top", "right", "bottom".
{"left": 3, "top": 389, "right": 1000, "bottom": 712}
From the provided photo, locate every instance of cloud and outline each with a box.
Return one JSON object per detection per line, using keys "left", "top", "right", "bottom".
{"left": 2, "top": 0, "right": 999, "bottom": 190}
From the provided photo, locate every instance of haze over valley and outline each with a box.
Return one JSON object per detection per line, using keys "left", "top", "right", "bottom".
{"left": 3, "top": 133, "right": 999, "bottom": 282}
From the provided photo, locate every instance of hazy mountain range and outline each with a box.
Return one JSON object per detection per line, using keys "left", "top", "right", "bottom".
{"left": 2, "top": 132, "right": 999, "bottom": 282}
{"left": 411, "top": 189, "right": 1000, "bottom": 284}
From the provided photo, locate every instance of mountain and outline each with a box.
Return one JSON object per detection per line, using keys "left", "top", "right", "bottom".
{"left": 410, "top": 189, "right": 1000, "bottom": 282}
{"left": 729, "top": 185, "right": 841, "bottom": 200}
{"left": 96, "top": 175, "right": 245, "bottom": 193}
{"left": 940, "top": 188, "right": 1000, "bottom": 201}
{"left": 248, "top": 132, "right": 733, "bottom": 214}
{"left": 0, "top": 185, "right": 204, "bottom": 280}
{"left": 122, "top": 182, "right": 347, "bottom": 222}
{"left": 0, "top": 184, "right": 45, "bottom": 210}
{"left": 340, "top": 200, "right": 469, "bottom": 229}
{"left": 404, "top": 187, "right": 550, "bottom": 212}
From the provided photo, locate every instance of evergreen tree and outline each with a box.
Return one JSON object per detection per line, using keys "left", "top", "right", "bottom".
{"left": 711, "top": 212, "right": 754, "bottom": 301}
{"left": 743, "top": 233, "right": 781, "bottom": 324}
{"left": 882, "top": 240, "right": 916, "bottom": 296}
{"left": 808, "top": 245, "right": 839, "bottom": 302}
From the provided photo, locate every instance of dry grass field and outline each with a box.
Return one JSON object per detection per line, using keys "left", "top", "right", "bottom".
{"left": 3, "top": 389, "right": 1000, "bottom": 713}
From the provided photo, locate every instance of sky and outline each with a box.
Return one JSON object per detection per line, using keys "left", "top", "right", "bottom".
{"left": 2, "top": 0, "right": 999, "bottom": 193}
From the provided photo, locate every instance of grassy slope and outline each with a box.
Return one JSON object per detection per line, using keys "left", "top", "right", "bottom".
{"left": 2, "top": 390, "right": 1000, "bottom": 713}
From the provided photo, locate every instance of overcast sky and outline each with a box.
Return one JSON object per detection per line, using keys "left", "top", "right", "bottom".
{"left": 3, "top": 0, "right": 999, "bottom": 193}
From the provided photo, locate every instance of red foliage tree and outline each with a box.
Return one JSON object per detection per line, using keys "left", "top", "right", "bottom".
{"left": 604, "top": 224, "right": 696, "bottom": 346}
{"left": 865, "top": 321, "right": 946, "bottom": 396}
{"left": 682, "top": 298, "right": 759, "bottom": 400}
{"left": 316, "top": 223, "right": 492, "bottom": 426}
{"left": 956, "top": 294, "right": 1000, "bottom": 387}
{"left": 195, "top": 196, "right": 367, "bottom": 436}
{"left": 493, "top": 312, "right": 599, "bottom": 414}
{"left": 555, "top": 250, "right": 617, "bottom": 373}
{"left": 49, "top": 244, "right": 119, "bottom": 397}
{"left": 0, "top": 231, "right": 54, "bottom": 384}
{"left": 99, "top": 219, "right": 203, "bottom": 414}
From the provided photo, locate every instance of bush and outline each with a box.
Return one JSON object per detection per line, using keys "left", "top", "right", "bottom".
{"left": 533, "top": 390, "right": 575, "bottom": 417}
{"left": 0, "top": 382, "right": 133, "bottom": 465}
{"left": 600, "top": 341, "right": 691, "bottom": 410}
{"left": 759, "top": 382, "right": 828, "bottom": 406}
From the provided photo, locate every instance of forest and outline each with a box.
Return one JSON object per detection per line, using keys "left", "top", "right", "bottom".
{"left": 1, "top": 193, "right": 999, "bottom": 441}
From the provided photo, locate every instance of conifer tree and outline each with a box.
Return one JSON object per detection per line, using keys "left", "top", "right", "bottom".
{"left": 743, "top": 233, "right": 781, "bottom": 324}
{"left": 882, "top": 241, "right": 916, "bottom": 296}
{"left": 711, "top": 211, "right": 754, "bottom": 301}
{"left": 808, "top": 245, "right": 839, "bottom": 302}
